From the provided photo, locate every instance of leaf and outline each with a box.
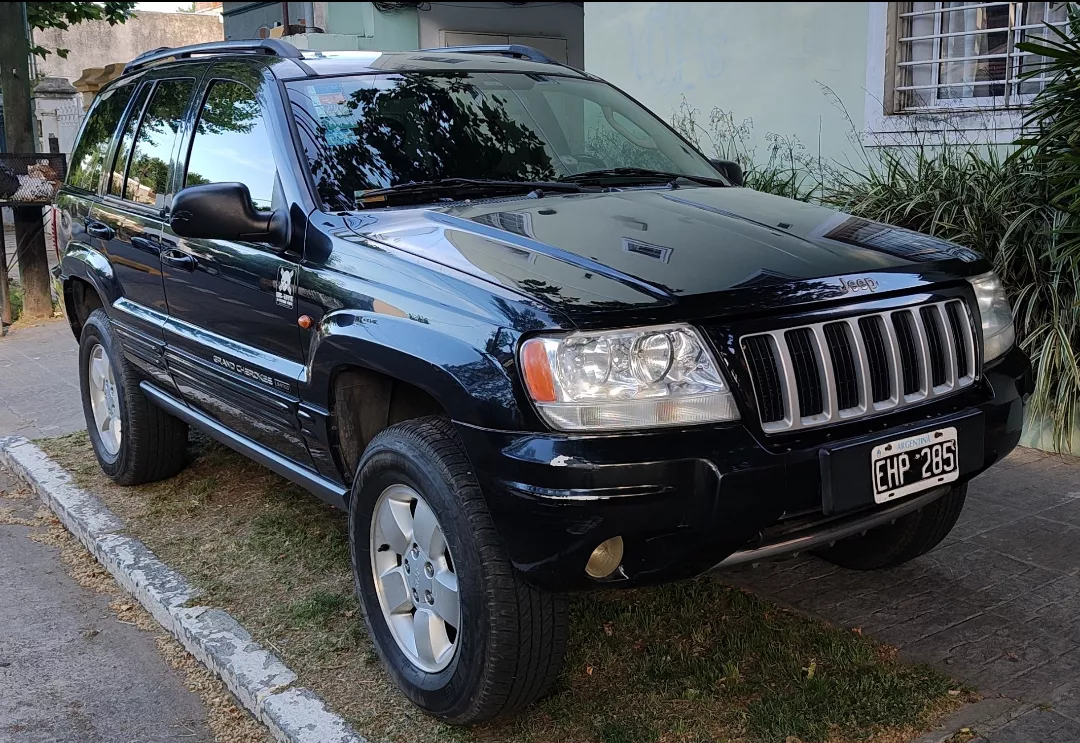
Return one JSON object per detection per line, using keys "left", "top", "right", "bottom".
{"left": 803, "top": 661, "right": 817, "bottom": 680}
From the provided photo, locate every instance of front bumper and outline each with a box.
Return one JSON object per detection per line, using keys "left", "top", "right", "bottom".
{"left": 457, "top": 346, "right": 1031, "bottom": 592}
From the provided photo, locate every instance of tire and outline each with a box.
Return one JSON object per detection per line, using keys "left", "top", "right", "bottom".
{"left": 815, "top": 484, "right": 967, "bottom": 570}
{"left": 349, "top": 416, "right": 569, "bottom": 724}
{"left": 78, "top": 308, "right": 188, "bottom": 485}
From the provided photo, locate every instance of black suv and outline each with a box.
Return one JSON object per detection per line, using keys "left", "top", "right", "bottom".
{"left": 59, "top": 40, "right": 1031, "bottom": 724}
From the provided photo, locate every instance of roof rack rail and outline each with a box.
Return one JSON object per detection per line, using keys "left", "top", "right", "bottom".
{"left": 124, "top": 39, "right": 302, "bottom": 73}
{"left": 419, "top": 44, "right": 560, "bottom": 65}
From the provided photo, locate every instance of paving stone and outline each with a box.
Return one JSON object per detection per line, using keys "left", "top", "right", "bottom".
{"left": 984, "top": 708, "right": 1080, "bottom": 742}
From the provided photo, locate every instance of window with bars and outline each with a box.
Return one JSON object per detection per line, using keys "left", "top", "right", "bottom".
{"left": 889, "top": 2, "right": 1069, "bottom": 113}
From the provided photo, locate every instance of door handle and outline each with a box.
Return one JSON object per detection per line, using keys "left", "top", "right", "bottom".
{"left": 85, "top": 220, "right": 114, "bottom": 240}
{"left": 130, "top": 235, "right": 161, "bottom": 255}
{"left": 161, "top": 248, "right": 197, "bottom": 272}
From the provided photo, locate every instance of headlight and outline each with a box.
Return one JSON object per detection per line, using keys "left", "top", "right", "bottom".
{"left": 519, "top": 324, "right": 740, "bottom": 431}
{"left": 968, "top": 271, "right": 1015, "bottom": 363}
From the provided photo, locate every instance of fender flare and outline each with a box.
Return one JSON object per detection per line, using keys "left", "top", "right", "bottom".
{"left": 305, "top": 310, "right": 528, "bottom": 430}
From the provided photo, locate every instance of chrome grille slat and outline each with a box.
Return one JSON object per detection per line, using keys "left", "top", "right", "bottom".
{"left": 740, "top": 299, "right": 978, "bottom": 434}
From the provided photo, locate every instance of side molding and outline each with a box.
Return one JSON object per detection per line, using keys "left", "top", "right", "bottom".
{"left": 140, "top": 381, "right": 348, "bottom": 509}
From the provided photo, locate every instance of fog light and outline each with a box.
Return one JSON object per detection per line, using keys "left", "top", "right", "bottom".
{"left": 585, "top": 536, "right": 624, "bottom": 579}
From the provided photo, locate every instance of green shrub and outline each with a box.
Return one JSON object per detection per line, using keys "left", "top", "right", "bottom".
{"left": 669, "top": 98, "right": 821, "bottom": 201}
{"left": 824, "top": 145, "right": 1079, "bottom": 448}
{"left": 7, "top": 279, "right": 23, "bottom": 323}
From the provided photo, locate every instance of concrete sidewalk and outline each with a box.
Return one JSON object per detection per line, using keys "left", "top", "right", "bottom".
{"left": 0, "top": 321, "right": 212, "bottom": 742}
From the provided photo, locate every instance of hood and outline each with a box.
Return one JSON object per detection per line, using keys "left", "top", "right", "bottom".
{"left": 349, "top": 185, "right": 985, "bottom": 325}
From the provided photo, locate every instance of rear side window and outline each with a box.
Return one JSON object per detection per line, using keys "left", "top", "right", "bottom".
{"left": 123, "top": 79, "right": 196, "bottom": 207}
{"left": 109, "top": 84, "right": 151, "bottom": 197}
{"left": 66, "top": 84, "right": 136, "bottom": 192}
{"left": 184, "top": 80, "right": 277, "bottom": 210}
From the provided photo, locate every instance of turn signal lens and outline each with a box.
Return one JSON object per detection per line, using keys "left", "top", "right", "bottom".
{"left": 585, "top": 536, "right": 624, "bottom": 579}
{"left": 521, "top": 338, "right": 557, "bottom": 402}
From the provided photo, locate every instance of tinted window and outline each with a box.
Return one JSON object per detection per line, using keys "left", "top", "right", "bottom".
{"left": 185, "top": 81, "right": 277, "bottom": 210}
{"left": 66, "top": 84, "right": 136, "bottom": 193}
{"left": 286, "top": 72, "right": 718, "bottom": 210}
{"left": 108, "top": 84, "right": 151, "bottom": 197}
{"left": 124, "top": 79, "right": 195, "bottom": 207}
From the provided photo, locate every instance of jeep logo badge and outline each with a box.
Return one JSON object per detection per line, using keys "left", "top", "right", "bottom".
{"left": 839, "top": 276, "right": 879, "bottom": 293}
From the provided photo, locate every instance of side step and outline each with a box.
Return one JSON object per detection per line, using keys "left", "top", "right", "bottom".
{"left": 140, "top": 381, "right": 348, "bottom": 510}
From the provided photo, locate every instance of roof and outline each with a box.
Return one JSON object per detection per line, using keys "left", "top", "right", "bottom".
{"left": 278, "top": 49, "right": 588, "bottom": 80}
{"left": 119, "top": 39, "right": 587, "bottom": 82}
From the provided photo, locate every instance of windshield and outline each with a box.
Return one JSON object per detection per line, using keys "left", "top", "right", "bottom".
{"left": 286, "top": 71, "right": 720, "bottom": 210}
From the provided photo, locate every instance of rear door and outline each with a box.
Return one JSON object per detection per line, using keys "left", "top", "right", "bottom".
{"left": 161, "top": 65, "right": 311, "bottom": 466}
{"left": 87, "top": 74, "right": 199, "bottom": 383}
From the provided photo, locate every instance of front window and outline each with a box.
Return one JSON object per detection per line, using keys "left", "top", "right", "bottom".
{"left": 891, "top": 2, "right": 1069, "bottom": 112}
{"left": 287, "top": 72, "right": 718, "bottom": 210}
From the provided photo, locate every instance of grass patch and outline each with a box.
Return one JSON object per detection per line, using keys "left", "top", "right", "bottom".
{"left": 41, "top": 431, "right": 968, "bottom": 743}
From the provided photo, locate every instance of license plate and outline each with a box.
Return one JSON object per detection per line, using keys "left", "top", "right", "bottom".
{"left": 871, "top": 427, "right": 959, "bottom": 504}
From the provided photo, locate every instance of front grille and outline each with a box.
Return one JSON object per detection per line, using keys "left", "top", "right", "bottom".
{"left": 740, "top": 299, "right": 977, "bottom": 433}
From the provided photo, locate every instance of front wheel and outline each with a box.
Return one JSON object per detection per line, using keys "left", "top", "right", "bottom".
{"left": 815, "top": 484, "right": 967, "bottom": 570}
{"left": 349, "top": 416, "right": 568, "bottom": 724}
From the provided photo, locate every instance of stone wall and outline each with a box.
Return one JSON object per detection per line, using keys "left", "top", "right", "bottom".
{"left": 33, "top": 11, "right": 224, "bottom": 84}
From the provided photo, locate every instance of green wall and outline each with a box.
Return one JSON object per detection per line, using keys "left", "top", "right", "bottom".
{"left": 584, "top": 2, "right": 870, "bottom": 167}
{"left": 324, "top": 2, "right": 419, "bottom": 50}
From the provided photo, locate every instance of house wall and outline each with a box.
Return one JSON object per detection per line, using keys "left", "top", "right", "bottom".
{"left": 417, "top": 2, "right": 584, "bottom": 68}
{"left": 583, "top": 2, "right": 870, "bottom": 166}
{"left": 33, "top": 10, "right": 224, "bottom": 81}
{"left": 223, "top": 2, "right": 305, "bottom": 39}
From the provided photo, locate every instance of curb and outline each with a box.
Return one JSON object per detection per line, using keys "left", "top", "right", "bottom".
{"left": 0, "top": 435, "right": 366, "bottom": 743}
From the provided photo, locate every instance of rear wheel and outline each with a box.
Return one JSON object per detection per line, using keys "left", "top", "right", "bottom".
{"left": 816, "top": 484, "right": 967, "bottom": 570}
{"left": 349, "top": 416, "right": 568, "bottom": 724}
{"left": 78, "top": 308, "right": 188, "bottom": 485}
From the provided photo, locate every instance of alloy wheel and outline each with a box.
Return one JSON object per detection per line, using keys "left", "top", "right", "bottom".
{"left": 370, "top": 483, "right": 460, "bottom": 672}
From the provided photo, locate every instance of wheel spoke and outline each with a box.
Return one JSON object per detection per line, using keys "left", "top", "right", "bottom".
{"left": 376, "top": 497, "right": 413, "bottom": 554}
{"left": 90, "top": 355, "right": 107, "bottom": 387}
{"left": 378, "top": 566, "right": 412, "bottom": 614}
{"left": 412, "top": 608, "right": 441, "bottom": 668}
{"left": 412, "top": 498, "right": 444, "bottom": 558}
{"left": 109, "top": 416, "right": 122, "bottom": 446}
{"left": 432, "top": 570, "right": 459, "bottom": 629}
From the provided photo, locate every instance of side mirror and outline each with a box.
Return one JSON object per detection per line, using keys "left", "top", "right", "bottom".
{"left": 170, "top": 182, "right": 288, "bottom": 248}
{"left": 709, "top": 159, "right": 744, "bottom": 187}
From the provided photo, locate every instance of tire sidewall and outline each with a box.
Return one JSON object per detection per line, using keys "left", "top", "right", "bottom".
{"left": 349, "top": 438, "right": 491, "bottom": 718}
{"left": 78, "top": 311, "right": 130, "bottom": 478}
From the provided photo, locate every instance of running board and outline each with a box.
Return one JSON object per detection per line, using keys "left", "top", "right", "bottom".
{"left": 710, "top": 486, "right": 950, "bottom": 570}
{"left": 140, "top": 381, "right": 348, "bottom": 510}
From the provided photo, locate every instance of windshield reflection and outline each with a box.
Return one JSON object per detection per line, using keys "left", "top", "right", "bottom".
{"left": 288, "top": 71, "right": 716, "bottom": 211}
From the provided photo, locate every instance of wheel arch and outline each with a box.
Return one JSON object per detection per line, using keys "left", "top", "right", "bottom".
{"left": 307, "top": 311, "right": 531, "bottom": 479}
{"left": 61, "top": 245, "right": 118, "bottom": 339}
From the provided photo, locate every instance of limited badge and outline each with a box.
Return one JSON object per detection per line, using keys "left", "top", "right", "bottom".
{"left": 276, "top": 266, "right": 296, "bottom": 309}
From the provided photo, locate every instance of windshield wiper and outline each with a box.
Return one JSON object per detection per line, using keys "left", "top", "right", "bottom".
{"left": 558, "top": 167, "right": 727, "bottom": 187}
{"left": 356, "top": 178, "right": 597, "bottom": 207}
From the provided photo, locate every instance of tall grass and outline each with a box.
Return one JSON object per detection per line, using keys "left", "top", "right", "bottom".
{"left": 825, "top": 146, "right": 1080, "bottom": 449}
{"left": 669, "top": 98, "right": 822, "bottom": 201}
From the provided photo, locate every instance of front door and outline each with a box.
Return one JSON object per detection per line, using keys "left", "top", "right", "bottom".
{"left": 89, "top": 77, "right": 196, "bottom": 385}
{"left": 161, "top": 74, "right": 311, "bottom": 466}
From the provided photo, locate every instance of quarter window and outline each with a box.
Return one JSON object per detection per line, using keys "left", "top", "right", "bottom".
{"left": 66, "top": 83, "right": 136, "bottom": 193}
{"left": 124, "top": 79, "right": 195, "bottom": 207}
{"left": 185, "top": 80, "right": 277, "bottom": 210}
{"left": 890, "top": 2, "right": 1069, "bottom": 112}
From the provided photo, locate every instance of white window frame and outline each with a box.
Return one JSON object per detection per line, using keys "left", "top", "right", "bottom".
{"left": 863, "top": 1, "right": 1065, "bottom": 146}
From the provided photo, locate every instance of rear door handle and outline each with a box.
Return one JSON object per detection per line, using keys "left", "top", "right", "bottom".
{"left": 85, "top": 220, "right": 114, "bottom": 240}
{"left": 161, "top": 248, "right": 197, "bottom": 272}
